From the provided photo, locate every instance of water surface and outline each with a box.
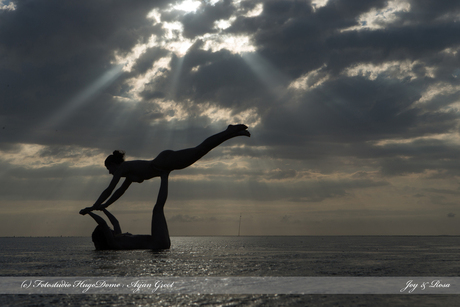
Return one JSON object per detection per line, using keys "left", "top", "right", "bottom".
{"left": 2, "top": 236, "right": 460, "bottom": 306}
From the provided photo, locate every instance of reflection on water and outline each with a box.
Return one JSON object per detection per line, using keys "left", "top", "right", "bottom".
{"left": 2, "top": 236, "right": 460, "bottom": 277}
{"left": 2, "top": 236, "right": 460, "bottom": 306}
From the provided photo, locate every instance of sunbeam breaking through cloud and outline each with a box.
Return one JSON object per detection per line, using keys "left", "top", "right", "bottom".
{"left": 35, "top": 64, "right": 124, "bottom": 134}
{"left": 2, "top": 0, "right": 460, "bottom": 236}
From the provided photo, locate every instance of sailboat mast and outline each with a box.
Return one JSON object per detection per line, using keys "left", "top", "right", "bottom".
{"left": 238, "top": 212, "right": 242, "bottom": 236}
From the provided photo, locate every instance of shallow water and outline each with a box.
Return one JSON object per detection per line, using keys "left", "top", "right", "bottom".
{"left": 2, "top": 236, "right": 460, "bottom": 305}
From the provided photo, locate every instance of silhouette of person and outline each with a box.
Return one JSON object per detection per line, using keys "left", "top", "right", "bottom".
{"left": 79, "top": 124, "right": 250, "bottom": 214}
{"left": 87, "top": 172, "right": 170, "bottom": 250}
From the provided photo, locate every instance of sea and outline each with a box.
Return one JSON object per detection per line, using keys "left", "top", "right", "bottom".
{"left": 1, "top": 236, "right": 460, "bottom": 306}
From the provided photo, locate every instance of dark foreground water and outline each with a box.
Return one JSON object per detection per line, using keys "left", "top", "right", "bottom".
{"left": 1, "top": 236, "right": 460, "bottom": 306}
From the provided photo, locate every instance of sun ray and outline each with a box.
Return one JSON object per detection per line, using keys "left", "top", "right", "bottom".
{"left": 34, "top": 64, "right": 124, "bottom": 135}
{"left": 168, "top": 55, "right": 185, "bottom": 100}
{"left": 241, "top": 52, "right": 290, "bottom": 100}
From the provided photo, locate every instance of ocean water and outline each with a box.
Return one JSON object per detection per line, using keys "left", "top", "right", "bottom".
{"left": 1, "top": 236, "right": 460, "bottom": 306}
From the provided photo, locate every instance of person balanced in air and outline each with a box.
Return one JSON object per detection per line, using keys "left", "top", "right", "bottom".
{"left": 79, "top": 124, "right": 249, "bottom": 215}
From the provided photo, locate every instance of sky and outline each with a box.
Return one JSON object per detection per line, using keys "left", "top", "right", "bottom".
{"left": 1, "top": 0, "right": 460, "bottom": 236}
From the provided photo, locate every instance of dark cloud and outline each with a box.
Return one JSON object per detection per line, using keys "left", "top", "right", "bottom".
{"left": 139, "top": 45, "right": 276, "bottom": 113}
{"left": 2, "top": 0, "right": 459, "bottom": 150}
{"left": 2, "top": 0, "right": 460, "bottom": 236}
{"left": 377, "top": 140, "right": 460, "bottom": 176}
{"left": 324, "top": 24, "right": 460, "bottom": 75}
{"left": 227, "top": 0, "right": 389, "bottom": 78}
{"left": 0, "top": 0, "right": 166, "bottom": 67}
{"left": 255, "top": 76, "right": 424, "bottom": 151}
{"left": 129, "top": 47, "right": 170, "bottom": 77}
{"left": 398, "top": 1, "right": 460, "bottom": 25}
{"left": 0, "top": 0, "right": 168, "bottom": 145}
{"left": 423, "top": 188, "right": 460, "bottom": 196}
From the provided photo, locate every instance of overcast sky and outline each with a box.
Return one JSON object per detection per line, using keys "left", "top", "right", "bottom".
{"left": 1, "top": 0, "right": 460, "bottom": 236}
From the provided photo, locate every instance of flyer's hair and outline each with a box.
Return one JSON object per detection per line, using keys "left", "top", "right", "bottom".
{"left": 104, "top": 150, "right": 125, "bottom": 167}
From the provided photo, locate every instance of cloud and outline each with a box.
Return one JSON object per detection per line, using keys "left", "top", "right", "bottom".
{"left": 169, "top": 214, "right": 217, "bottom": 223}
{"left": 0, "top": 0, "right": 169, "bottom": 146}
{"left": 179, "top": 0, "right": 236, "bottom": 39}
{"left": 423, "top": 188, "right": 460, "bottom": 196}
{"left": 2, "top": 0, "right": 460, "bottom": 235}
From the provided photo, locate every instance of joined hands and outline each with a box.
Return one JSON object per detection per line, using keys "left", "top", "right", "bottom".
{"left": 79, "top": 205, "right": 105, "bottom": 215}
